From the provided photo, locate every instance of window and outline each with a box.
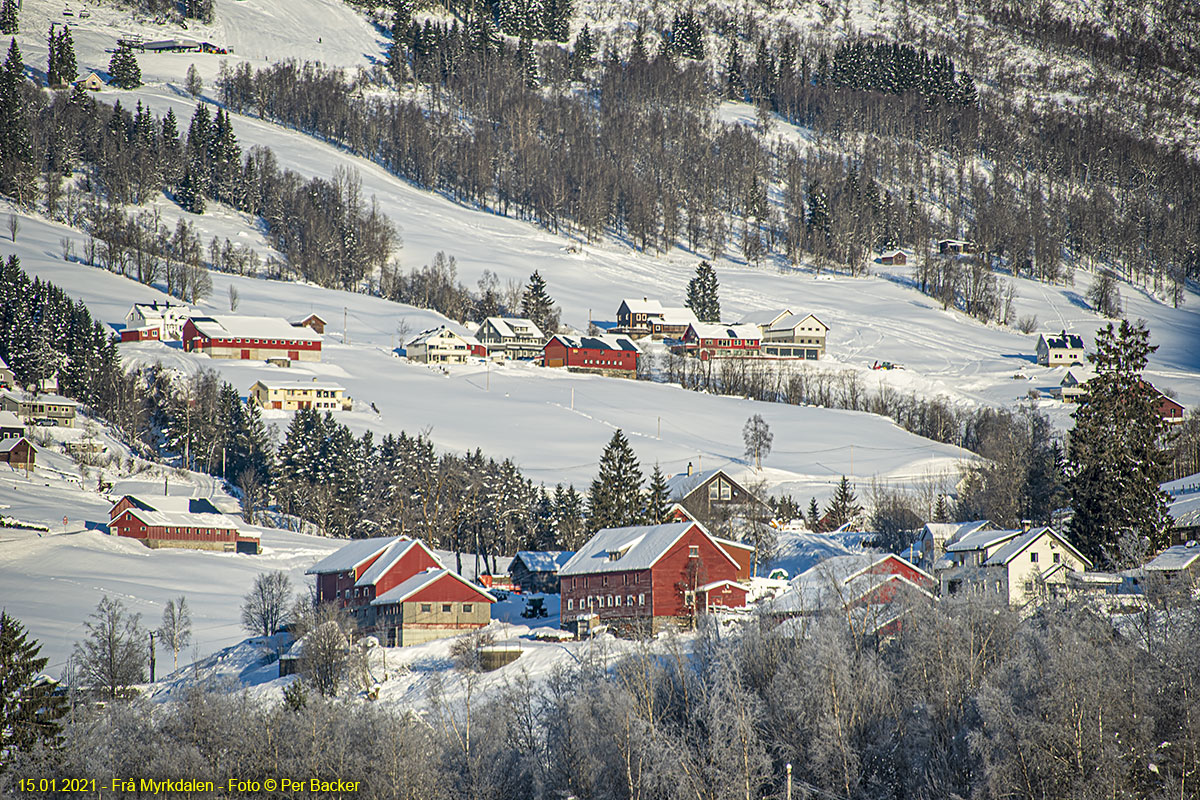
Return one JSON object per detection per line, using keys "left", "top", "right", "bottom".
{"left": 709, "top": 484, "right": 719, "bottom": 500}
{"left": 614, "top": 595, "right": 621, "bottom": 606}
{"left": 688, "top": 545, "right": 699, "bottom": 557}
{"left": 421, "top": 603, "right": 432, "bottom": 613}
{"left": 606, "top": 595, "right": 613, "bottom": 607}
{"left": 720, "top": 481, "right": 731, "bottom": 500}
{"left": 463, "top": 604, "right": 473, "bottom": 613}
{"left": 1030, "top": 552, "right": 1039, "bottom": 563}
{"left": 1053, "top": 553, "right": 1060, "bottom": 563}
{"left": 442, "top": 604, "right": 452, "bottom": 613}
{"left": 627, "top": 594, "right": 634, "bottom": 606}
{"left": 567, "top": 599, "right": 574, "bottom": 611}
{"left": 602, "top": 575, "right": 609, "bottom": 587}
{"left": 638, "top": 593, "right": 645, "bottom": 605}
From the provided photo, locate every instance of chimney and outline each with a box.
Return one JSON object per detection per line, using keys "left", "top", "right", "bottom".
{"left": 686, "top": 461, "right": 693, "bottom": 476}
{"left": 1021, "top": 519, "right": 1032, "bottom": 533}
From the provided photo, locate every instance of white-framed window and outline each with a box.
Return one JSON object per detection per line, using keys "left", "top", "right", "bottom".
{"left": 615, "top": 595, "right": 621, "bottom": 606}
{"left": 689, "top": 545, "right": 699, "bottom": 557}
{"left": 627, "top": 595, "right": 634, "bottom": 607}
{"left": 463, "top": 604, "right": 473, "bottom": 613}
{"left": 1030, "top": 552, "right": 1039, "bottom": 563}
{"left": 638, "top": 594, "right": 645, "bottom": 606}
{"left": 567, "top": 598, "right": 573, "bottom": 611}
{"left": 442, "top": 604, "right": 452, "bottom": 612}
{"left": 421, "top": 603, "right": 432, "bottom": 612}
{"left": 606, "top": 595, "right": 613, "bottom": 607}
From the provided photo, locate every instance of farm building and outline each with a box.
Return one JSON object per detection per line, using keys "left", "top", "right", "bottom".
{"left": 108, "top": 495, "right": 222, "bottom": 522}
{"left": 475, "top": 317, "right": 546, "bottom": 359}
{"left": 875, "top": 249, "right": 907, "bottom": 265}
{"left": 183, "top": 316, "right": 322, "bottom": 362}
{"left": 126, "top": 301, "right": 191, "bottom": 341}
{"left": 1156, "top": 392, "right": 1185, "bottom": 424}
{"left": 678, "top": 323, "right": 761, "bottom": 360}
{"left": 510, "top": 551, "right": 575, "bottom": 593}
{"left": 120, "top": 326, "right": 161, "bottom": 343}
{"left": 109, "top": 507, "right": 259, "bottom": 554}
{"left": 0, "top": 391, "right": 77, "bottom": 427}
{"left": 306, "top": 536, "right": 443, "bottom": 616}
{"left": 766, "top": 553, "right": 935, "bottom": 636}
{"left": 290, "top": 313, "right": 327, "bottom": 334}
{"left": 0, "top": 437, "right": 36, "bottom": 467}
{"left": 0, "top": 410, "right": 24, "bottom": 438}
{"left": 938, "top": 239, "right": 973, "bottom": 255}
{"left": 542, "top": 334, "right": 641, "bottom": 377}
{"left": 558, "top": 521, "right": 744, "bottom": 635}
{"left": 370, "top": 568, "right": 496, "bottom": 647}
{"left": 405, "top": 327, "right": 473, "bottom": 364}
{"left": 249, "top": 381, "right": 349, "bottom": 411}
{"left": 1036, "top": 331, "right": 1086, "bottom": 367}
{"left": 1144, "top": 542, "right": 1200, "bottom": 585}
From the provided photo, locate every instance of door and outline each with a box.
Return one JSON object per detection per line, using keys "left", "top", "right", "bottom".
{"left": 288, "top": 350, "right": 299, "bottom": 360}
{"left": 241, "top": 349, "right": 251, "bottom": 359}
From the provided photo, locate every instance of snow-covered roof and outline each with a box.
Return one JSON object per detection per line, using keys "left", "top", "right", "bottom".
{"left": 699, "top": 579, "right": 746, "bottom": 593}
{"left": 877, "top": 249, "right": 906, "bottom": 259}
{"left": 1061, "top": 368, "right": 1095, "bottom": 387}
{"left": 768, "top": 553, "right": 931, "bottom": 613}
{"left": 482, "top": 317, "right": 544, "bottom": 339}
{"left": 189, "top": 315, "right": 321, "bottom": 341}
{"left": 0, "top": 355, "right": 8, "bottom": 369}
{"left": 559, "top": 522, "right": 736, "bottom": 576}
{"left": 0, "top": 436, "right": 32, "bottom": 453}
{"left": 739, "top": 309, "right": 793, "bottom": 328}
{"left": 129, "top": 301, "right": 190, "bottom": 319}
{"left": 117, "top": 507, "right": 243, "bottom": 530}
{"left": 656, "top": 307, "right": 700, "bottom": 326}
{"left": 620, "top": 298, "right": 664, "bottom": 314}
{"left": 251, "top": 381, "right": 345, "bottom": 392}
{"left": 946, "top": 527, "right": 1020, "bottom": 553}
{"left": 305, "top": 537, "right": 406, "bottom": 575}
{"left": 288, "top": 313, "right": 327, "bottom": 325}
{"left": 406, "top": 326, "right": 467, "bottom": 348}
{"left": 769, "top": 313, "right": 829, "bottom": 333}
{"left": 1, "top": 390, "right": 77, "bottom": 407}
{"left": 666, "top": 468, "right": 731, "bottom": 502}
{"left": 982, "top": 528, "right": 1050, "bottom": 565}
{"left": 0, "top": 410, "right": 23, "bottom": 428}
{"left": 687, "top": 323, "right": 761, "bottom": 341}
{"left": 514, "top": 550, "right": 575, "bottom": 573}
{"left": 1041, "top": 331, "right": 1086, "bottom": 350}
{"left": 371, "top": 568, "right": 495, "bottom": 605}
{"left": 117, "top": 496, "right": 222, "bottom": 516}
{"left": 1145, "top": 542, "right": 1200, "bottom": 572}
{"left": 548, "top": 334, "right": 642, "bottom": 353}
{"left": 355, "top": 539, "right": 442, "bottom": 587}
{"left": 925, "top": 519, "right": 991, "bottom": 545}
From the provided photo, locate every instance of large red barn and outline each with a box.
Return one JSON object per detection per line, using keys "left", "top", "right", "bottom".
{"left": 183, "top": 315, "right": 322, "bottom": 361}
{"left": 542, "top": 334, "right": 641, "bottom": 377}
{"left": 305, "top": 536, "right": 442, "bottom": 612}
{"left": 109, "top": 507, "right": 260, "bottom": 553}
{"left": 558, "top": 521, "right": 744, "bottom": 635}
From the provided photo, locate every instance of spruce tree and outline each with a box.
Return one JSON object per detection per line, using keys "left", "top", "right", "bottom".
{"left": 0, "top": 38, "right": 35, "bottom": 204}
{"left": 1067, "top": 320, "right": 1172, "bottom": 565}
{"left": 108, "top": 43, "right": 141, "bottom": 89}
{"left": 0, "top": 612, "right": 67, "bottom": 755}
{"left": 644, "top": 464, "right": 670, "bottom": 524}
{"left": 0, "top": 0, "right": 17, "bottom": 35}
{"left": 46, "top": 23, "right": 58, "bottom": 86}
{"left": 685, "top": 260, "right": 720, "bottom": 322}
{"left": 570, "top": 24, "right": 594, "bottom": 80}
{"left": 519, "top": 270, "right": 555, "bottom": 332}
{"left": 54, "top": 25, "right": 76, "bottom": 86}
{"left": 587, "top": 429, "right": 644, "bottom": 531}
{"left": 824, "top": 476, "right": 862, "bottom": 531}
{"left": 807, "top": 497, "right": 820, "bottom": 531}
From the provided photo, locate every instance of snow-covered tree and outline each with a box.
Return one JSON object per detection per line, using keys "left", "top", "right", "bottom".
{"left": 686, "top": 260, "right": 721, "bottom": 322}
{"left": 0, "top": 612, "right": 66, "bottom": 756}
{"left": 587, "top": 430, "right": 645, "bottom": 531}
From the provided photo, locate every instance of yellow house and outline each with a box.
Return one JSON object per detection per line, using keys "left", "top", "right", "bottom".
{"left": 249, "top": 381, "right": 349, "bottom": 411}
{"left": 940, "top": 525, "right": 1091, "bottom": 606}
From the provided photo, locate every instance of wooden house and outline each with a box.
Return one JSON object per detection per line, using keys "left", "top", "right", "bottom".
{"left": 290, "top": 313, "right": 327, "bottom": 335}
{"left": 250, "top": 380, "right": 348, "bottom": 411}
{"left": 938, "top": 239, "right": 973, "bottom": 255}
{"left": 126, "top": 301, "right": 191, "bottom": 341}
{"left": 475, "top": 317, "right": 546, "bottom": 359}
{"left": 666, "top": 465, "right": 771, "bottom": 520}
{"left": 939, "top": 524, "right": 1091, "bottom": 605}
{"left": 679, "top": 323, "right": 761, "bottom": 360}
{"left": 370, "top": 568, "right": 496, "bottom": 646}
{"left": 0, "top": 410, "right": 24, "bottom": 438}
{"left": 649, "top": 307, "right": 700, "bottom": 339}
{"left": 1156, "top": 392, "right": 1185, "bottom": 424}
{"left": 120, "top": 326, "right": 161, "bottom": 343}
{"left": 1058, "top": 368, "right": 1094, "bottom": 403}
{"left": 615, "top": 298, "right": 664, "bottom": 337}
{"left": 1144, "top": 541, "right": 1200, "bottom": 585}
{"left": 405, "top": 326, "right": 473, "bottom": 364}
{"left": 0, "top": 391, "right": 77, "bottom": 427}
{"left": 739, "top": 309, "right": 794, "bottom": 336}
{"left": 0, "top": 437, "right": 36, "bottom": 467}
{"left": 558, "top": 521, "right": 744, "bottom": 635}
{"left": 875, "top": 249, "right": 907, "bottom": 265}
{"left": 760, "top": 313, "right": 828, "bottom": 359}
{"left": 76, "top": 72, "right": 105, "bottom": 91}
{"left": 183, "top": 316, "right": 322, "bottom": 362}
{"left": 108, "top": 495, "right": 223, "bottom": 522}
{"left": 510, "top": 551, "right": 575, "bottom": 593}
{"left": 698, "top": 579, "right": 750, "bottom": 612}
{"left": 1036, "top": 331, "right": 1086, "bottom": 367}
{"left": 306, "top": 536, "right": 442, "bottom": 612}
{"left": 109, "top": 507, "right": 259, "bottom": 553}
{"left": 0, "top": 355, "right": 13, "bottom": 389}
{"left": 542, "top": 334, "right": 641, "bottom": 377}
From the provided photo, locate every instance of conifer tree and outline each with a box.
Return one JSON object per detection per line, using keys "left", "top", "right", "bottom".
{"left": 587, "top": 430, "right": 644, "bottom": 531}
{"left": 824, "top": 476, "right": 862, "bottom": 531}
{"left": 644, "top": 464, "right": 670, "bottom": 524}
{"left": 1067, "top": 320, "right": 1172, "bottom": 565}
{"left": 0, "top": 0, "right": 17, "bottom": 35}
{"left": 685, "top": 260, "right": 720, "bottom": 322}
{"left": 108, "top": 43, "right": 141, "bottom": 89}
{"left": 519, "top": 270, "right": 556, "bottom": 332}
{"left": 570, "top": 24, "right": 593, "bottom": 80}
{"left": 807, "top": 497, "right": 820, "bottom": 530}
{"left": 0, "top": 612, "right": 67, "bottom": 755}
{"left": 0, "top": 38, "right": 35, "bottom": 204}
{"left": 48, "top": 24, "right": 76, "bottom": 87}
{"left": 46, "top": 23, "right": 58, "bottom": 86}
{"left": 553, "top": 484, "right": 586, "bottom": 549}
{"left": 725, "top": 42, "right": 744, "bottom": 100}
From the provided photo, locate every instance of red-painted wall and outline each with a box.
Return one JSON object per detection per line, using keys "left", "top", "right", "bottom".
{"left": 863, "top": 555, "right": 933, "bottom": 589}
{"left": 544, "top": 339, "right": 638, "bottom": 371}
{"left": 182, "top": 319, "right": 321, "bottom": 356}
{"left": 405, "top": 573, "right": 494, "bottom": 604}
{"left": 649, "top": 525, "right": 739, "bottom": 617}
{"left": 372, "top": 544, "right": 441, "bottom": 598}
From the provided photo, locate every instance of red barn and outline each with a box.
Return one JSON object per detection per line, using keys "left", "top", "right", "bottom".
{"left": 120, "top": 326, "right": 161, "bottom": 343}
{"left": 109, "top": 507, "right": 259, "bottom": 553}
{"left": 698, "top": 579, "right": 750, "bottom": 611}
{"left": 305, "top": 536, "right": 442, "bottom": 618}
{"left": 1157, "top": 392, "right": 1185, "bottom": 424}
{"left": 109, "top": 495, "right": 222, "bottom": 521}
{"left": 558, "top": 521, "right": 744, "bottom": 635}
{"left": 679, "top": 323, "right": 761, "bottom": 360}
{"left": 370, "top": 568, "right": 496, "bottom": 646}
{"left": 542, "top": 334, "right": 641, "bottom": 378}
{"left": 183, "top": 315, "right": 322, "bottom": 362}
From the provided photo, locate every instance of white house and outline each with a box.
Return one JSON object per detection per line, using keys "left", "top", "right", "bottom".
{"left": 405, "top": 327, "right": 473, "bottom": 364}
{"left": 475, "top": 317, "right": 545, "bottom": 359}
{"left": 760, "top": 313, "right": 829, "bottom": 359}
{"left": 1058, "top": 368, "right": 1095, "bottom": 403}
{"left": 919, "top": 519, "right": 993, "bottom": 572}
{"left": 939, "top": 525, "right": 1091, "bottom": 606}
{"left": 126, "top": 301, "right": 192, "bottom": 341}
{"left": 1037, "top": 331, "right": 1087, "bottom": 367}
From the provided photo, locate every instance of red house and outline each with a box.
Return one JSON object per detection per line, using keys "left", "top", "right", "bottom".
{"left": 305, "top": 536, "right": 442, "bottom": 616}
{"left": 120, "top": 326, "right": 161, "bottom": 343}
{"left": 558, "top": 521, "right": 744, "bottom": 635}
{"left": 109, "top": 495, "right": 222, "bottom": 521}
{"left": 109, "top": 507, "right": 259, "bottom": 553}
{"left": 542, "top": 334, "right": 641, "bottom": 378}
{"left": 679, "top": 323, "right": 761, "bottom": 360}
{"left": 1156, "top": 392, "right": 1185, "bottom": 424}
{"left": 370, "top": 568, "right": 496, "bottom": 646}
{"left": 0, "top": 436, "right": 35, "bottom": 467}
{"left": 698, "top": 579, "right": 750, "bottom": 611}
{"left": 182, "top": 316, "right": 322, "bottom": 362}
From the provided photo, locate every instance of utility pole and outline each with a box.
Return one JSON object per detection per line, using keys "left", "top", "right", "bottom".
{"left": 786, "top": 763, "right": 792, "bottom": 800}
{"left": 570, "top": 387, "right": 574, "bottom": 410}
{"left": 164, "top": 476, "right": 168, "bottom": 495}
{"left": 657, "top": 416, "right": 661, "bottom": 439}
{"left": 486, "top": 360, "right": 490, "bottom": 391}
{"left": 344, "top": 307, "right": 349, "bottom": 345}
{"left": 148, "top": 631, "right": 156, "bottom": 683}
{"left": 221, "top": 446, "right": 226, "bottom": 479}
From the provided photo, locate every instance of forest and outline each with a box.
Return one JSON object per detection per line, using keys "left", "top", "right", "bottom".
{"left": 5, "top": 589, "right": 1200, "bottom": 800}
